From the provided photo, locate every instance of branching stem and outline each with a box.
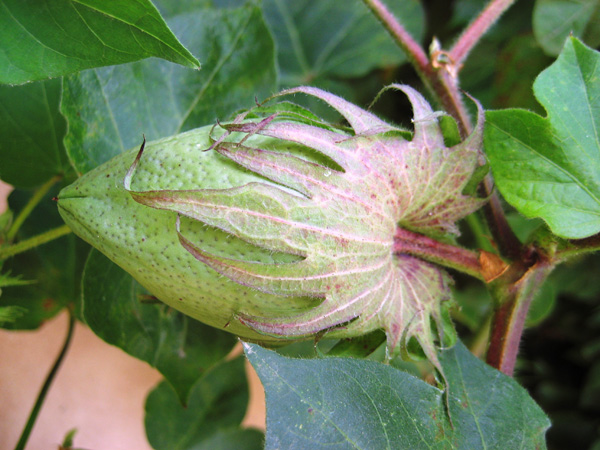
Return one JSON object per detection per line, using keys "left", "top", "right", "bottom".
{"left": 364, "top": 0, "right": 522, "bottom": 259}
{"left": 362, "top": 0, "right": 473, "bottom": 136}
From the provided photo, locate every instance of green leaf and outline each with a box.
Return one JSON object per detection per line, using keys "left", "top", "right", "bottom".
{"left": 485, "top": 37, "right": 600, "bottom": 239}
{"left": 82, "top": 249, "right": 237, "bottom": 403}
{"left": 144, "top": 357, "right": 263, "bottom": 450}
{"left": 533, "top": 0, "right": 600, "bottom": 56}
{"left": 188, "top": 429, "right": 264, "bottom": 450}
{"left": 262, "top": 0, "right": 424, "bottom": 85}
{"left": 61, "top": 428, "right": 77, "bottom": 449}
{"left": 245, "top": 340, "right": 550, "bottom": 450}
{"left": 0, "top": 0, "right": 199, "bottom": 85}
{"left": 61, "top": 3, "right": 277, "bottom": 175}
{"left": 0, "top": 186, "right": 87, "bottom": 329}
{"left": 0, "top": 79, "right": 73, "bottom": 188}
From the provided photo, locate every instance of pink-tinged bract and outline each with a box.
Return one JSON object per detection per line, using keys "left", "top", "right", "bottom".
{"left": 126, "top": 85, "right": 485, "bottom": 368}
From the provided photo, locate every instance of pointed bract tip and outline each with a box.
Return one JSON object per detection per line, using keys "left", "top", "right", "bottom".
{"left": 123, "top": 135, "right": 146, "bottom": 191}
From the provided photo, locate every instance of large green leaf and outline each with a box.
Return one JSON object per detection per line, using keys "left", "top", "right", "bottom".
{"left": 0, "top": 0, "right": 199, "bottom": 85}
{"left": 144, "top": 357, "right": 263, "bottom": 450}
{"left": 485, "top": 37, "right": 600, "bottom": 239}
{"left": 262, "top": 0, "right": 424, "bottom": 85}
{"left": 61, "top": 3, "right": 276, "bottom": 175}
{"left": 82, "top": 249, "right": 237, "bottom": 404}
{"left": 0, "top": 79, "right": 74, "bottom": 188}
{"left": 533, "top": 0, "right": 600, "bottom": 56}
{"left": 246, "top": 341, "right": 549, "bottom": 449}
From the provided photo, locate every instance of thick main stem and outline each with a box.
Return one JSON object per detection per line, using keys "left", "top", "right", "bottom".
{"left": 486, "top": 257, "right": 553, "bottom": 375}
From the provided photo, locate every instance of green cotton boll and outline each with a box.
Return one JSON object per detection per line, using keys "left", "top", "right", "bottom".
{"left": 58, "top": 86, "right": 486, "bottom": 370}
{"left": 58, "top": 126, "right": 317, "bottom": 344}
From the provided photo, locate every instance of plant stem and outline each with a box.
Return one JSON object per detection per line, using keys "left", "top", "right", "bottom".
{"left": 393, "top": 228, "right": 484, "bottom": 280}
{"left": 450, "top": 0, "right": 517, "bottom": 68}
{"left": 362, "top": 0, "right": 429, "bottom": 74}
{"left": 6, "top": 175, "right": 62, "bottom": 242}
{"left": 0, "top": 224, "right": 72, "bottom": 261}
{"left": 486, "top": 256, "right": 553, "bottom": 376}
{"left": 14, "top": 311, "right": 76, "bottom": 450}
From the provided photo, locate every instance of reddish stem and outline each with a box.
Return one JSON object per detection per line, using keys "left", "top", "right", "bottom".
{"left": 362, "top": 0, "right": 429, "bottom": 74}
{"left": 450, "top": 0, "right": 517, "bottom": 68}
{"left": 486, "top": 254, "right": 553, "bottom": 376}
{"left": 393, "top": 228, "right": 483, "bottom": 280}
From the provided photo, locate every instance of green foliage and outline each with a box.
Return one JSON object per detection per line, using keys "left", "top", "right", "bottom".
{"left": 533, "top": 0, "right": 600, "bottom": 56}
{"left": 246, "top": 341, "right": 549, "bottom": 449}
{"left": 0, "top": 79, "right": 72, "bottom": 188}
{"left": 61, "top": 3, "right": 277, "bottom": 175}
{"left": 263, "top": 0, "right": 423, "bottom": 84}
{"left": 0, "top": 1, "right": 598, "bottom": 449}
{"left": 1, "top": 187, "right": 87, "bottom": 329}
{"left": 0, "top": 0, "right": 199, "bottom": 85}
{"left": 485, "top": 37, "right": 600, "bottom": 239}
{"left": 145, "top": 357, "right": 264, "bottom": 450}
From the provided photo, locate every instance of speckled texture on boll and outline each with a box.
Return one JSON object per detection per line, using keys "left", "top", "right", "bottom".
{"left": 58, "top": 126, "right": 316, "bottom": 344}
